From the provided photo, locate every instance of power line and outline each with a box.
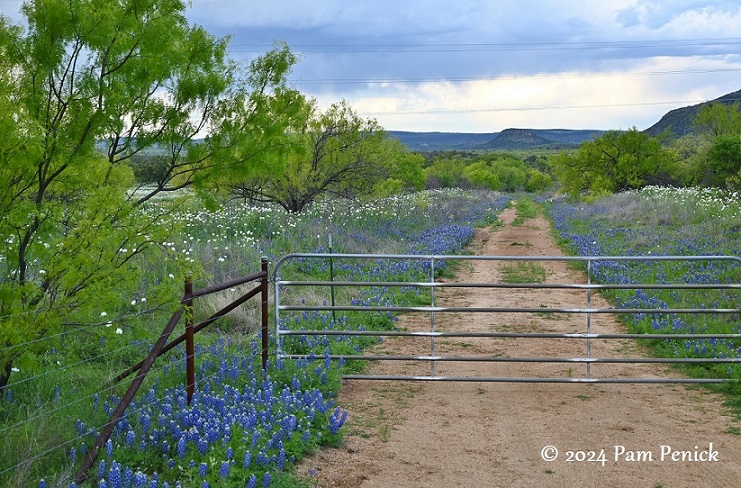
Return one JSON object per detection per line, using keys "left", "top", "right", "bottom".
{"left": 359, "top": 98, "right": 741, "bottom": 117}
{"left": 289, "top": 67, "right": 741, "bottom": 86}
{"left": 228, "top": 37, "right": 741, "bottom": 53}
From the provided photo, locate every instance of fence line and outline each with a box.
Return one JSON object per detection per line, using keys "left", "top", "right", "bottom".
{"left": 72, "top": 258, "right": 269, "bottom": 484}
{"left": 0, "top": 259, "right": 270, "bottom": 486}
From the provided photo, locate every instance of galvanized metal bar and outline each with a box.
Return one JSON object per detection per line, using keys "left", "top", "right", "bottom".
{"left": 276, "top": 280, "right": 741, "bottom": 290}
{"left": 341, "top": 375, "right": 737, "bottom": 384}
{"left": 274, "top": 252, "right": 741, "bottom": 266}
{"left": 272, "top": 253, "right": 741, "bottom": 384}
{"left": 430, "top": 256, "right": 436, "bottom": 377}
{"left": 274, "top": 268, "right": 283, "bottom": 362}
{"left": 284, "top": 354, "right": 741, "bottom": 364}
{"left": 277, "top": 305, "right": 740, "bottom": 314}
{"left": 277, "top": 330, "right": 741, "bottom": 340}
{"left": 586, "top": 259, "right": 593, "bottom": 379}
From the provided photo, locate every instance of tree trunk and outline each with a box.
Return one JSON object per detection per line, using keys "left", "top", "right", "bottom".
{"left": 0, "top": 360, "right": 13, "bottom": 401}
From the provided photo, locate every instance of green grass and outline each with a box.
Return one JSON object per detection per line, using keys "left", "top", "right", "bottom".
{"left": 512, "top": 198, "right": 538, "bottom": 226}
{"left": 500, "top": 261, "right": 548, "bottom": 283}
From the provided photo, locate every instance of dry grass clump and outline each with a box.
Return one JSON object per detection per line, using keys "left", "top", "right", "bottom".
{"left": 198, "top": 285, "right": 263, "bottom": 336}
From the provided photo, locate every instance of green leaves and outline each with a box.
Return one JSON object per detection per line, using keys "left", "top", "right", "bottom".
{"left": 222, "top": 98, "right": 416, "bottom": 213}
{"left": 0, "top": 0, "right": 219, "bottom": 389}
{"left": 550, "top": 128, "right": 675, "bottom": 198}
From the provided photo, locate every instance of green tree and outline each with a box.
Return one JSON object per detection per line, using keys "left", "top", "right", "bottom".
{"left": 0, "top": 1, "right": 302, "bottom": 391}
{"left": 425, "top": 157, "right": 468, "bottom": 188}
{"left": 524, "top": 169, "right": 553, "bottom": 192}
{"left": 688, "top": 102, "right": 741, "bottom": 188}
{"left": 232, "top": 99, "right": 406, "bottom": 212}
{"left": 491, "top": 158, "right": 528, "bottom": 192}
{"left": 703, "top": 135, "right": 741, "bottom": 188}
{"left": 463, "top": 161, "right": 501, "bottom": 190}
{"left": 550, "top": 128, "right": 676, "bottom": 197}
{"left": 692, "top": 102, "right": 741, "bottom": 143}
{"left": 371, "top": 139, "right": 426, "bottom": 197}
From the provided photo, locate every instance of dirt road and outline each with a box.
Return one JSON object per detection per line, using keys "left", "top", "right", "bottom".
{"left": 299, "top": 207, "right": 741, "bottom": 487}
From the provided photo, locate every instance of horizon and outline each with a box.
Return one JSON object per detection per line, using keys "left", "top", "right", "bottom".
{"left": 2, "top": 1, "right": 740, "bottom": 133}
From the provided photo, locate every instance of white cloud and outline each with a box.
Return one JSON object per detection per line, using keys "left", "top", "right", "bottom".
{"left": 346, "top": 53, "right": 741, "bottom": 131}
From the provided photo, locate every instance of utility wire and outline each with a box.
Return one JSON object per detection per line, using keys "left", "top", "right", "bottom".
{"left": 359, "top": 98, "right": 741, "bottom": 117}
{"left": 289, "top": 67, "right": 741, "bottom": 86}
{"left": 228, "top": 37, "right": 741, "bottom": 53}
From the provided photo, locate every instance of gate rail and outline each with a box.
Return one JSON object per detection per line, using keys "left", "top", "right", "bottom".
{"left": 274, "top": 253, "right": 741, "bottom": 384}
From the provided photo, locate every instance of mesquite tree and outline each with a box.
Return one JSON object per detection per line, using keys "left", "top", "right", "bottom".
{"left": 0, "top": 0, "right": 303, "bottom": 392}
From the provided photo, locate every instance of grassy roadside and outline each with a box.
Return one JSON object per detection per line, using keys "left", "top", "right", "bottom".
{"left": 540, "top": 191, "right": 741, "bottom": 419}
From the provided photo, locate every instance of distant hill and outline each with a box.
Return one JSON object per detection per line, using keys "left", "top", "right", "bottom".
{"left": 387, "top": 131, "right": 498, "bottom": 151}
{"left": 479, "top": 128, "right": 603, "bottom": 150}
{"left": 643, "top": 89, "right": 741, "bottom": 138}
{"left": 478, "top": 129, "right": 552, "bottom": 150}
{"left": 389, "top": 128, "right": 604, "bottom": 152}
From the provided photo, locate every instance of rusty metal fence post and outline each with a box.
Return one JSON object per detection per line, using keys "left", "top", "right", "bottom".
{"left": 76, "top": 260, "right": 270, "bottom": 484}
{"left": 184, "top": 277, "right": 195, "bottom": 405}
{"left": 74, "top": 309, "right": 184, "bottom": 484}
{"left": 261, "top": 257, "right": 269, "bottom": 370}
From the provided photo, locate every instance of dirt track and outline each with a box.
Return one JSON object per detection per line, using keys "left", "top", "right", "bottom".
{"left": 299, "top": 207, "right": 741, "bottom": 487}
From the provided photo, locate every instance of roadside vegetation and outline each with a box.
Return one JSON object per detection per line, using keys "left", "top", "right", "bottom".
{"left": 1, "top": 190, "right": 509, "bottom": 487}
{"left": 545, "top": 186, "right": 741, "bottom": 389}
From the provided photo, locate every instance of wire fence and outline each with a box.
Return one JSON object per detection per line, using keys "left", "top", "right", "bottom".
{"left": 0, "top": 259, "right": 269, "bottom": 487}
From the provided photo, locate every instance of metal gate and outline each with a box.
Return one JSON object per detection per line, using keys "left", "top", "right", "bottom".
{"left": 274, "top": 253, "right": 741, "bottom": 383}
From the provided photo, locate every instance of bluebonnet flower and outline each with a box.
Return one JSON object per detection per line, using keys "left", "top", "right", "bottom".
{"left": 107, "top": 461, "right": 122, "bottom": 488}
{"left": 219, "top": 460, "right": 230, "bottom": 478}
{"left": 132, "top": 471, "right": 147, "bottom": 487}
{"left": 176, "top": 436, "right": 186, "bottom": 458}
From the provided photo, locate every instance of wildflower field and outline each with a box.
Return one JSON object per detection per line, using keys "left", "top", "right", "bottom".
{"left": 4, "top": 186, "right": 741, "bottom": 487}
{"left": 1, "top": 190, "right": 509, "bottom": 488}
{"left": 546, "top": 186, "right": 741, "bottom": 382}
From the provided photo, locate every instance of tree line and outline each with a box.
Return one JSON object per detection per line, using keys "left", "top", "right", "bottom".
{"left": 550, "top": 103, "right": 741, "bottom": 198}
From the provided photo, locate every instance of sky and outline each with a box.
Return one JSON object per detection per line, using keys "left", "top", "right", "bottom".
{"left": 2, "top": 0, "right": 741, "bottom": 133}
